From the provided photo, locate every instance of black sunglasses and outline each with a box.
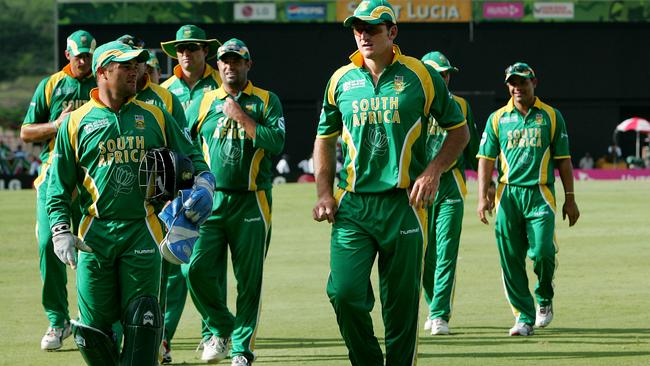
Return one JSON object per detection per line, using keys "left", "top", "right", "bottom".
{"left": 352, "top": 23, "right": 386, "bottom": 36}
{"left": 175, "top": 42, "right": 205, "bottom": 53}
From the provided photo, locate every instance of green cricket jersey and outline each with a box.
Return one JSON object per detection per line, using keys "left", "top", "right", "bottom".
{"left": 187, "top": 81, "right": 285, "bottom": 192}
{"left": 136, "top": 76, "right": 187, "bottom": 128}
{"left": 23, "top": 64, "right": 96, "bottom": 188}
{"left": 47, "top": 88, "right": 209, "bottom": 228}
{"left": 426, "top": 94, "right": 480, "bottom": 172}
{"left": 161, "top": 64, "right": 222, "bottom": 112}
{"left": 317, "top": 46, "right": 465, "bottom": 193}
{"left": 477, "top": 97, "right": 571, "bottom": 186}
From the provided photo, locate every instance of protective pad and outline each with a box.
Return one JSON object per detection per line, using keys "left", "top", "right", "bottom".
{"left": 72, "top": 320, "right": 119, "bottom": 366}
{"left": 158, "top": 192, "right": 200, "bottom": 264}
{"left": 121, "top": 295, "right": 163, "bottom": 366}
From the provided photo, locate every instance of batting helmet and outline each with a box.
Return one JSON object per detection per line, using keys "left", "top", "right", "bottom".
{"left": 138, "top": 148, "right": 195, "bottom": 202}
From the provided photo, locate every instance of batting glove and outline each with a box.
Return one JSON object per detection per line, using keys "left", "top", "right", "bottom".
{"left": 182, "top": 171, "right": 215, "bottom": 226}
{"left": 158, "top": 194, "right": 200, "bottom": 264}
{"left": 51, "top": 223, "right": 93, "bottom": 269}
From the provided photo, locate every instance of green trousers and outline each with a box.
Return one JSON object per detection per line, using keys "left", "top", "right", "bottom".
{"left": 422, "top": 168, "right": 466, "bottom": 322}
{"left": 187, "top": 190, "right": 271, "bottom": 361}
{"left": 35, "top": 176, "right": 81, "bottom": 328}
{"left": 327, "top": 189, "right": 427, "bottom": 366}
{"left": 75, "top": 215, "right": 162, "bottom": 332}
{"left": 494, "top": 184, "right": 557, "bottom": 325}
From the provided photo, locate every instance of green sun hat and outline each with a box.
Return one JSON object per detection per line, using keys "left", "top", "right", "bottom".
{"left": 343, "top": 0, "right": 397, "bottom": 27}
{"left": 421, "top": 51, "right": 459, "bottom": 73}
{"left": 146, "top": 51, "right": 160, "bottom": 70}
{"left": 217, "top": 38, "right": 251, "bottom": 61}
{"left": 160, "top": 24, "right": 221, "bottom": 60}
{"left": 66, "top": 30, "right": 96, "bottom": 56}
{"left": 505, "top": 62, "right": 536, "bottom": 82}
{"left": 92, "top": 41, "right": 150, "bottom": 77}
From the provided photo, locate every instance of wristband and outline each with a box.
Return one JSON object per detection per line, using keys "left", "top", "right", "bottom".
{"left": 52, "top": 222, "right": 71, "bottom": 236}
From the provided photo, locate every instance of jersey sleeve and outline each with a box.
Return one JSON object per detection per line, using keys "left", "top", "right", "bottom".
{"left": 164, "top": 108, "right": 210, "bottom": 173}
{"left": 427, "top": 67, "right": 465, "bottom": 130}
{"left": 477, "top": 112, "right": 500, "bottom": 160}
{"left": 253, "top": 91, "right": 285, "bottom": 156}
{"left": 462, "top": 102, "right": 480, "bottom": 171}
{"left": 46, "top": 115, "right": 78, "bottom": 227}
{"left": 316, "top": 77, "right": 342, "bottom": 138}
{"left": 551, "top": 109, "right": 571, "bottom": 159}
{"left": 23, "top": 77, "right": 51, "bottom": 125}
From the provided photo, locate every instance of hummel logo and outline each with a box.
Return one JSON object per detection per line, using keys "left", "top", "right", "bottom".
{"left": 400, "top": 228, "right": 419, "bottom": 235}
{"left": 244, "top": 217, "right": 261, "bottom": 223}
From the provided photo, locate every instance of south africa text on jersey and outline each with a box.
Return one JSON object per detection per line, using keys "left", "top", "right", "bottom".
{"left": 506, "top": 128, "right": 542, "bottom": 149}
{"left": 98, "top": 136, "right": 146, "bottom": 166}
{"left": 213, "top": 117, "right": 249, "bottom": 140}
{"left": 351, "top": 97, "right": 400, "bottom": 126}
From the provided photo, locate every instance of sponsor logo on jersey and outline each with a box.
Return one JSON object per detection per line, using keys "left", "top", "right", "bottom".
{"left": 55, "top": 86, "right": 76, "bottom": 96}
{"left": 98, "top": 136, "right": 146, "bottom": 166}
{"left": 245, "top": 103, "right": 255, "bottom": 112}
{"left": 535, "top": 113, "right": 546, "bottom": 125}
{"left": 506, "top": 127, "right": 542, "bottom": 149}
{"left": 400, "top": 227, "right": 420, "bottom": 235}
{"left": 215, "top": 104, "right": 224, "bottom": 113}
{"left": 134, "top": 115, "right": 145, "bottom": 130}
{"left": 134, "top": 248, "right": 156, "bottom": 255}
{"left": 342, "top": 79, "right": 365, "bottom": 92}
{"left": 144, "top": 99, "right": 155, "bottom": 105}
{"left": 532, "top": 209, "right": 549, "bottom": 217}
{"left": 244, "top": 216, "right": 262, "bottom": 223}
{"left": 171, "top": 88, "right": 184, "bottom": 96}
{"left": 278, "top": 116, "right": 286, "bottom": 131}
{"left": 84, "top": 118, "right": 110, "bottom": 134}
{"left": 499, "top": 115, "right": 517, "bottom": 124}
{"left": 393, "top": 75, "right": 405, "bottom": 93}
{"left": 351, "top": 97, "right": 401, "bottom": 126}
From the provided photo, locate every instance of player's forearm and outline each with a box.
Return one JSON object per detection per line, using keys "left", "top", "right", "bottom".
{"left": 314, "top": 137, "right": 337, "bottom": 199}
{"left": 20, "top": 122, "right": 58, "bottom": 143}
{"left": 233, "top": 110, "right": 258, "bottom": 139}
{"left": 427, "top": 124, "right": 469, "bottom": 175}
{"left": 556, "top": 158, "right": 576, "bottom": 198}
{"left": 478, "top": 158, "right": 495, "bottom": 199}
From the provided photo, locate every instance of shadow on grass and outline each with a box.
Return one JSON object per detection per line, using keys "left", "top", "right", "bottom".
{"left": 170, "top": 337, "right": 347, "bottom": 351}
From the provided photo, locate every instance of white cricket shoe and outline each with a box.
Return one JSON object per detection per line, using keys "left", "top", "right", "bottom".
{"left": 40, "top": 320, "right": 71, "bottom": 351}
{"left": 231, "top": 355, "right": 251, "bottom": 366}
{"left": 429, "top": 318, "right": 450, "bottom": 335}
{"left": 535, "top": 304, "right": 554, "bottom": 328}
{"left": 509, "top": 322, "right": 534, "bottom": 336}
{"left": 424, "top": 318, "right": 433, "bottom": 331}
{"left": 201, "top": 336, "right": 230, "bottom": 363}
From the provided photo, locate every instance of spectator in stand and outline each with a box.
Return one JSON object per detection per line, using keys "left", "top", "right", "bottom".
{"left": 579, "top": 152, "right": 594, "bottom": 169}
{"left": 29, "top": 155, "right": 42, "bottom": 176}
{"left": 607, "top": 144, "right": 622, "bottom": 163}
{"left": 12, "top": 145, "right": 30, "bottom": 175}
{"left": 0, "top": 138, "right": 10, "bottom": 175}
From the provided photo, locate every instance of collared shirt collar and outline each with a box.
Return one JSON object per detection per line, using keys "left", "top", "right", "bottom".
{"left": 349, "top": 45, "right": 402, "bottom": 68}
{"left": 172, "top": 63, "right": 215, "bottom": 80}
{"left": 505, "top": 96, "right": 542, "bottom": 113}
{"left": 89, "top": 87, "right": 137, "bottom": 109}
{"left": 63, "top": 64, "right": 93, "bottom": 80}
{"left": 215, "top": 80, "right": 253, "bottom": 100}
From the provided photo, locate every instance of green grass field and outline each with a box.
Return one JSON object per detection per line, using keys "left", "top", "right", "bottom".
{"left": 1, "top": 180, "right": 649, "bottom": 365}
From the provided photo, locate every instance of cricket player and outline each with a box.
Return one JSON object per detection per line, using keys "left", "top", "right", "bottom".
{"left": 477, "top": 62, "right": 580, "bottom": 336}
{"left": 185, "top": 38, "right": 285, "bottom": 366}
{"left": 146, "top": 51, "right": 162, "bottom": 84}
{"left": 312, "top": 1, "right": 469, "bottom": 364}
{"left": 159, "top": 24, "right": 222, "bottom": 353}
{"left": 21, "top": 29, "right": 96, "bottom": 351}
{"left": 46, "top": 40, "right": 214, "bottom": 365}
{"left": 420, "top": 51, "right": 480, "bottom": 336}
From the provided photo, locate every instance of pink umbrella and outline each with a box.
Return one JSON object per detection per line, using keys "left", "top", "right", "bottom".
{"left": 616, "top": 117, "right": 650, "bottom": 158}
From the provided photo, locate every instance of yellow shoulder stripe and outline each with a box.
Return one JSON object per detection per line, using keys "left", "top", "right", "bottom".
{"left": 160, "top": 76, "right": 176, "bottom": 89}
{"left": 491, "top": 105, "right": 510, "bottom": 139}
{"left": 252, "top": 86, "right": 270, "bottom": 115}
{"left": 537, "top": 100, "right": 557, "bottom": 139}
{"left": 44, "top": 71, "right": 68, "bottom": 108}
{"left": 134, "top": 100, "right": 167, "bottom": 146}
{"left": 149, "top": 83, "right": 174, "bottom": 114}
{"left": 327, "top": 63, "right": 356, "bottom": 107}
{"left": 67, "top": 102, "right": 94, "bottom": 161}
{"left": 452, "top": 95, "right": 468, "bottom": 118}
{"left": 196, "top": 91, "right": 219, "bottom": 134}
{"left": 398, "top": 55, "right": 434, "bottom": 115}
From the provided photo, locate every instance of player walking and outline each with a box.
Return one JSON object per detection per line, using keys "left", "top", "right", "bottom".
{"left": 159, "top": 24, "right": 222, "bottom": 355}
{"left": 21, "top": 29, "right": 96, "bottom": 351}
{"left": 46, "top": 40, "right": 213, "bottom": 365}
{"left": 477, "top": 62, "right": 580, "bottom": 336}
{"left": 420, "top": 51, "right": 480, "bottom": 336}
{"left": 313, "top": 1, "right": 469, "bottom": 364}
{"left": 185, "top": 38, "right": 285, "bottom": 366}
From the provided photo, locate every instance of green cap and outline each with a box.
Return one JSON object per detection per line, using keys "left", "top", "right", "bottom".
{"left": 217, "top": 38, "right": 251, "bottom": 61}
{"left": 343, "top": 0, "right": 397, "bottom": 27}
{"left": 146, "top": 51, "right": 160, "bottom": 70}
{"left": 421, "top": 51, "right": 459, "bottom": 73}
{"left": 505, "top": 62, "right": 536, "bottom": 82}
{"left": 92, "top": 41, "right": 150, "bottom": 77}
{"left": 160, "top": 24, "right": 221, "bottom": 60}
{"left": 66, "top": 30, "right": 96, "bottom": 56}
{"left": 116, "top": 34, "right": 145, "bottom": 49}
